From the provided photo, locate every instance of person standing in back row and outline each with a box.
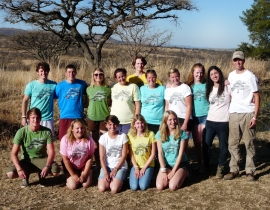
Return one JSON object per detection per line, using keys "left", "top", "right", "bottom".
{"left": 224, "top": 51, "right": 260, "bottom": 182}
{"left": 56, "top": 64, "right": 87, "bottom": 141}
{"left": 21, "top": 62, "right": 57, "bottom": 134}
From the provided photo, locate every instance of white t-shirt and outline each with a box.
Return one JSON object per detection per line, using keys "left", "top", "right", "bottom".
{"left": 207, "top": 86, "right": 231, "bottom": 122}
{"left": 165, "top": 84, "right": 192, "bottom": 119}
{"left": 110, "top": 83, "right": 140, "bottom": 124}
{"left": 228, "top": 70, "right": 258, "bottom": 113}
{"left": 99, "top": 132, "right": 128, "bottom": 169}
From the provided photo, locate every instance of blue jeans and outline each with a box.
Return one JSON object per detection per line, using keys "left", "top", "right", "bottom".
{"left": 129, "top": 167, "right": 154, "bottom": 191}
{"left": 202, "top": 120, "right": 229, "bottom": 166}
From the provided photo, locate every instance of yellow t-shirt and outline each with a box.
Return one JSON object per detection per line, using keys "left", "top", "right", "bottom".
{"left": 127, "top": 131, "right": 156, "bottom": 168}
{"left": 126, "top": 73, "right": 162, "bottom": 88}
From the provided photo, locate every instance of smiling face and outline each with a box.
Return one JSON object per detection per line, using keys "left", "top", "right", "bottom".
{"left": 65, "top": 68, "right": 77, "bottom": 82}
{"left": 72, "top": 122, "right": 85, "bottom": 140}
{"left": 233, "top": 58, "right": 245, "bottom": 71}
{"left": 146, "top": 73, "right": 157, "bottom": 88}
{"left": 166, "top": 114, "right": 178, "bottom": 130}
{"left": 37, "top": 68, "right": 49, "bottom": 81}
{"left": 134, "top": 58, "right": 144, "bottom": 74}
{"left": 115, "top": 71, "right": 127, "bottom": 85}
{"left": 93, "top": 70, "right": 104, "bottom": 84}
{"left": 210, "top": 69, "right": 220, "bottom": 84}
{"left": 105, "top": 120, "right": 118, "bottom": 133}
{"left": 169, "top": 72, "right": 180, "bottom": 86}
{"left": 134, "top": 120, "right": 145, "bottom": 133}
{"left": 193, "top": 67, "right": 204, "bottom": 84}
{"left": 28, "top": 113, "right": 41, "bottom": 131}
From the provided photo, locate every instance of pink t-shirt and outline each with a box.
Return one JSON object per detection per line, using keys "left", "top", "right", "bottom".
{"left": 60, "top": 135, "right": 95, "bottom": 170}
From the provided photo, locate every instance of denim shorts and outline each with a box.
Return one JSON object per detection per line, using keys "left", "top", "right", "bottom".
{"left": 167, "top": 162, "right": 189, "bottom": 171}
{"left": 192, "top": 115, "right": 207, "bottom": 125}
{"left": 98, "top": 167, "right": 127, "bottom": 181}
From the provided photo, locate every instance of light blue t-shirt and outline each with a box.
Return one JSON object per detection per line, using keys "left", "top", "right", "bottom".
{"left": 191, "top": 83, "right": 209, "bottom": 117}
{"left": 140, "top": 85, "right": 165, "bottom": 125}
{"left": 155, "top": 130, "right": 188, "bottom": 167}
{"left": 55, "top": 79, "right": 87, "bottom": 119}
{"left": 24, "top": 80, "right": 57, "bottom": 121}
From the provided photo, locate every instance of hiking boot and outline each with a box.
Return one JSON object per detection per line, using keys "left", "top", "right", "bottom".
{"left": 38, "top": 173, "right": 46, "bottom": 187}
{"left": 246, "top": 173, "right": 255, "bottom": 182}
{"left": 224, "top": 172, "right": 239, "bottom": 180}
{"left": 215, "top": 165, "right": 224, "bottom": 179}
{"left": 21, "top": 178, "right": 29, "bottom": 188}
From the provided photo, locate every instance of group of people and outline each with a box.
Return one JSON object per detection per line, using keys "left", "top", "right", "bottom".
{"left": 6, "top": 51, "right": 260, "bottom": 193}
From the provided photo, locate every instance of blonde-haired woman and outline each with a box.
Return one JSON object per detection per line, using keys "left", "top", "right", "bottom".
{"left": 87, "top": 68, "right": 111, "bottom": 169}
{"left": 127, "top": 114, "right": 156, "bottom": 191}
{"left": 60, "top": 119, "right": 95, "bottom": 190}
{"left": 155, "top": 110, "right": 189, "bottom": 191}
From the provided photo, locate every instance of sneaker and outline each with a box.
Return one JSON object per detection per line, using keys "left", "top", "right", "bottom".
{"left": 215, "top": 165, "right": 224, "bottom": 179}
{"left": 224, "top": 172, "right": 239, "bottom": 180}
{"left": 21, "top": 178, "right": 29, "bottom": 188}
{"left": 246, "top": 173, "right": 255, "bottom": 182}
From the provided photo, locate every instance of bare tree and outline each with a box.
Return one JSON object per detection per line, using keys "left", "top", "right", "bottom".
{"left": 0, "top": 0, "right": 197, "bottom": 67}
{"left": 11, "top": 30, "right": 71, "bottom": 67}
{"left": 115, "top": 20, "right": 172, "bottom": 59}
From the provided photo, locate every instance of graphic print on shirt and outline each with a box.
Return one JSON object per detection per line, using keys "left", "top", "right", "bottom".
{"left": 231, "top": 80, "right": 247, "bottom": 93}
{"left": 93, "top": 90, "right": 106, "bottom": 101}
{"left": 36, "top": 88, "right": 53, "bottom": 99}
{"left": 144, "top": 94, "right": 160, "bottom": 105}
{"left": 169, "top": 92, "right": 184, "bottom": 105}
{"left": 165, "top": 141, "right": 179, "bottom": 154}
{"left": 70, "top": 146, "right": 87, "bottom": 159}
{"left": 114, "top": 90, "right": 130, "bottom": 101}
{"left": 134, "top": 143, "right": 148, "bottom": 155}
{"left": 107, "top": 145, "right": 122, "bottom": 157}
{"left": 27, "top": 138, "right": 45, "bottom": 150}
{"left": 193, "top": 89, "right": 206, "bottom": 101}
{"left": 210, "top": 93, "right": 225, "bottom": 105}
{"left": 65, "top": 88, "right": 80, "bottom": 99}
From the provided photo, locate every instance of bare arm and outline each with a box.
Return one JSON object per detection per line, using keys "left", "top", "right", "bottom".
{"left": 110, "top": 142, "right": 128, "bottom": 179}
{"left": 157, "top": 141, "right": 166, "bottom": 168}
{"left": 182, "top": 95, "right": 192, "bottom": 131}
{"left": 134, "top": 101, "right": 141, "bottom": 115}
{"left": 40, "top": 143, "right": 55, "bottom": 177}
{"left": 129, "top": 144, "right": 140, "bottom": 178}
{"left": 165, "top": 100, "right": 169, "bottom": 111}
{"left": 21, "top": 95, "right": 29, "bottom": 126}
{"left": 139, "top": 142, "right": 157, "bottom": 177}
{"left": 250, "top": 92, "right": 260, "bottom": 128}
{"left": 99, "top": 144, "right": 110, "bottom": 181}
{"left": 80, "top": 153, "right": 94, "bottom": 183}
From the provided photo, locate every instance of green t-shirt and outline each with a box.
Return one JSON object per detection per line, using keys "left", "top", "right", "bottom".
{"left": 86, "top": 86, "right": 111, "bottom": 121}
{"left": 13, "top": 126, "right": 53, "bottom": 159}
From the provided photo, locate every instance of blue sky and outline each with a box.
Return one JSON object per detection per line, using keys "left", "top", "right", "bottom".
{"left": 0, "top": 0, "right": 254, "bottom": 49}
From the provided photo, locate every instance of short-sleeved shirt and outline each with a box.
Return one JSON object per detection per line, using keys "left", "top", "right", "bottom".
{"left": 110, "top": 83, "right": 140, "bottom": 124}
{"left": 13, "top": 125, "right": 53, "bottom": 159}
{"left": 164, "top": 84, "right": 192, "bottom": 119}
{"left": 99, "top": 132, "right": 128, "bottom": 169}
{"left": 24, "top": 80, "right": 57, "bottom": 121}
{"left": 55, "top": 79, "right": 87, "bottom": 119}
{"left": 191, "top": 83, "right": 209, "bottom": 117}
{"left": 86, "top": 85, "right": 111, "bottom": 121}
{"left": 228, "top": 69, "right": 258, "bottom": 113}
{"left": 127, "top": 131, "right": 156, "bottom": 168}
{"left": 155, "top": 130, "right": 188, "bottom": 167}
{"left": 60, "top": 135, "right": 95, "bottom": 170}
{"left": 126, "top": 73, "right": 162, "bottom": 88}
{"left": 140, "top": 85, "right": 165, "bottom": 125}
{"left": 207, "top": 86, "right": 231, "bottom": 122}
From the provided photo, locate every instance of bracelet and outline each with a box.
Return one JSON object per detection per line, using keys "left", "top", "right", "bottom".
{"left": 134, "top": 166, "right": 139, "bottom": 169}
{"left": 17, "top": 169, "right": 23, "bottom": 172}
{"left": 45, "top": 165, "right": 52, "bottom": 169}
{"left": 114, "top": 167, "right": 119, "bottom": 171}
{"left": 252, "top": 116, "right": 257, "bottom": 120}
{"left": 21, "top": 116, "right": 26, "bottom": 118}
{"left": 160, "top": 168, "right": 166, "bottom": 173}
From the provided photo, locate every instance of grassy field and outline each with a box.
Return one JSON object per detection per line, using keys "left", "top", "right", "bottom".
{"left": 1, "top": 43, "right": 270, "bottom": 209}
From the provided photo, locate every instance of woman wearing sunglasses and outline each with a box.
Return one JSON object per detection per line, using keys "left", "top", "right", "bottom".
{"left": 86, "top": 68, "right": 111, "bottom": 169}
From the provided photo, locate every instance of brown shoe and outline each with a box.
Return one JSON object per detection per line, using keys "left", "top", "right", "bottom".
{"left": 246, "top": 173, "right": 255, "bottom": 182}
{"left": 224, "top": 172, "right": 239, "bottom": 180}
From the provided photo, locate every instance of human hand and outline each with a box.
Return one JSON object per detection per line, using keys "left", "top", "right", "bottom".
{"left": 109, "top": 168, "right": 118, "bottom": 179}
{"left": 139, "top": 167, "right": 146, "bottom": 177}
{"left": 104, "top": 174, "right": 111, "bottom": 182}
{"left": 167, "top": 169, "right": 176, "bottom": 180}
{"left": 249, "top": 118, "right": 256, "bottom": 128}
{"left": 134, "top": 168, "right": 140, "bottom": 179}
{"left": 181, "top": 124, "right": 188, "bottom": 132}
{"left": 21, "top": 118, "right": 27, "bottom": 126}
{"left": 71, "top": 174, "right": 80, "bottom": 184}
{"left": 161, "top": 172, "right": 168, "bottom": 182}
{"left": 40, "top": 167, "right": 49, "bottom": 178}
{"left": 17, "top": 169, "right": 27, "bottom": 179}
{"left": 79, "top": 172, "right": 87, "bottom": 183}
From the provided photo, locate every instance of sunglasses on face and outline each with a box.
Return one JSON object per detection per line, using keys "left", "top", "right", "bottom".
{"left": 94, "top": 73, "right": 104, "bottom": 77}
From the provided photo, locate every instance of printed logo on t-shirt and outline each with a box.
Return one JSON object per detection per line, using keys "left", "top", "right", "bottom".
{"left": 71, "top": 146, "right": 87, "bottom": 159}
{"left": 193, "top": 89, "right": 206, "bottom": 101}
{"left": 93, "top": 90, "right": 106, "bottom": 101}
{"left": 134, "top": 143, "right": 148, "bottom": 155}
{"left": 107, "top": 145, "right": 122, "bottom": 157}
{"left": 36, "top": 88, "right": 53, "bottom": 99}
{"left": 144, "top": 94, "right": 160, "bottom": 105}
{"left": 169, "top": 92, "right": 184, "bottom": 105}
{"left": 113, "top": 90, "right": 130, "bottom": 101}
{"left": 231, "top": 80, "right": 247, "bottom": 93}
{"left": 165, "top": 141, "right": 179, "bottom": 154}
{"left": 210, "top": 93, "right": 225, "bottom": 105}
{"left": 27, "top": 138, "right": 45, "bottom": 150}
{"left": 65, "top": 88, "right": 80, "bottom": 99}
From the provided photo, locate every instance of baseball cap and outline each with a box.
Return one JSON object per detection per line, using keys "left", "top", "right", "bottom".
{"left": 232, "top": 51, "right": 245, "bottom": 60}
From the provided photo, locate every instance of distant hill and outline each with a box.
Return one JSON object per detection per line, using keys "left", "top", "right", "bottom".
{"left": 0, "top": 28, "right": 26, "bottom": 35}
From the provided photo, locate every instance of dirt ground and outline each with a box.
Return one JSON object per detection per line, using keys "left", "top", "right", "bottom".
{"left": 1, "top": 131, "right": 270, "bottom": 210}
